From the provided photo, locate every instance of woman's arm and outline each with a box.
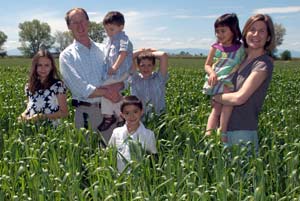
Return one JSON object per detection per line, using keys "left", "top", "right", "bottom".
{"left": 214, "top": 70, "right": 268, "bottom": 106}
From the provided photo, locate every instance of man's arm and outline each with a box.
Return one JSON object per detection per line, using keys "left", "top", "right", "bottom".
{"left": 89, "top": 82, "right": 124, "bottom": 102}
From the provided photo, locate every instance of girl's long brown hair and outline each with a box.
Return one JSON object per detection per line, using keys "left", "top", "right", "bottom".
{"left": 28, "top": 50, "right": 59, "bottom": 93}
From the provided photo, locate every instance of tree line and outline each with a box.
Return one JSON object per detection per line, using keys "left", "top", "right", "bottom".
{"left": 0, "top": 19, "right": 293, "bottom": 60}
{"left": 0, "top": 19, "right": 105, "bottom": 58}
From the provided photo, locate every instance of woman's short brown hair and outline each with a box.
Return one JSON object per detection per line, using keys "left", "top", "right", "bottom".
{"left": 242, "top": 14, "right": 276, "bottom": 53}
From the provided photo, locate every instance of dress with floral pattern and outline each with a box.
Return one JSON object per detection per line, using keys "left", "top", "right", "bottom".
{"left": 24, "top": 80, "right": 66, "bottom": 120}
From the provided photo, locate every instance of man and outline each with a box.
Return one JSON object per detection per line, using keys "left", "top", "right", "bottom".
{"left": 59, "top": 8, "right": 123, "bottom": 142}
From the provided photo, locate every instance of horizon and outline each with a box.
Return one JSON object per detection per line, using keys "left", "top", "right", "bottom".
{"left": 1, "top": 0, "right": 300, "bottom": 56}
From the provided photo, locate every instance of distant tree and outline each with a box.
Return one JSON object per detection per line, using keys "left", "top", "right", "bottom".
{"left": 54, "top": 30, "right": 73, "bottom": 52}
{"left": 269, "top": 23, "right": 286, "bottom": 59}
{"left": 280, "top": 50, "right": 292, "bottom": 60}
{"left": 274, "top": 23, "right": 286, "bottom": 47}
{"left": 18, "top": 19, "right": 55, "bottom": 57}
{"left": 89, "top": 21, "right": 105, "bottom": 43}
{"left": 0, "top": 30, "right": 7, "bottom": 50}
{"left": 0, "top": 51, "right": 7, "bottom": 58}
{"left": 178, "top": 51, "right": 191, "bottom": 56}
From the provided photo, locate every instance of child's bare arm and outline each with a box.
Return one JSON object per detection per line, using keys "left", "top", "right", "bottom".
{"left": 152, "top": 51, "right": 168, "bottom": 77}
{"left": 205, "top": 47, "right": 217, "bottom": 86}
{"left": 18, "top": 98, "right": 29, "bottom": 121}
{"left": 132, "top": 48, "right": 157, "bottom": 58}
{"left": 131, "top": 49, "right": 143, "bottom": 72}
{"left": 109, "top": 51, "right": 127, "bottom": 75}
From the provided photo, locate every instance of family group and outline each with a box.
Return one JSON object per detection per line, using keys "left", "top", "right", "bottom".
{"left": 18, "top": 8, "right": 276, "bottom": 172}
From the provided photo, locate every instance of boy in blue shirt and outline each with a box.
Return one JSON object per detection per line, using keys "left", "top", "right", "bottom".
{"left": 130, "top": 49, "right": 168, "bottom": 116}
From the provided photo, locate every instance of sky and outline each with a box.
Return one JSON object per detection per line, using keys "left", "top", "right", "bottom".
{"left": 0, "top": 0, "right": 300, "bottom": 55}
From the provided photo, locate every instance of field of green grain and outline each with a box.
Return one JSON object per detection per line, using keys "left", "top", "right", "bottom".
{"left": 0, "top": 57, "right": 299, "bottom": 200}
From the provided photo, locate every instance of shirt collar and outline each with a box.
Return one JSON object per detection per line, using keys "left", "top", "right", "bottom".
{"left": 74, "top": 38, "right": 96, "bottom": 50}
{"left": 212, "top": 42, "right": 241, "bottom": 52}
{"left": 124, "top": 121, "right": 146, "bottom": 138}
{"left": 138, "top": 72, "right": 155, "bottom": 80}
{"left": 111, "top": 31, "right": 125, "bottom": 40}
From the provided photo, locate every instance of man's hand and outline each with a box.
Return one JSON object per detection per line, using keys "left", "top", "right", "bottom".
{"left": 100, "top": 82, "right": 124, "bottom": 103}
{"left": 104, "top": 82, "right": 124, "bottom": 92}
{"left": 102, "top": 88, "right": 122, "bottom": 103}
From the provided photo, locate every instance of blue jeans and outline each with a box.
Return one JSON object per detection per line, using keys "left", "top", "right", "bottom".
{"left": 224, "top": 130, "right": 259, "bottom": 154}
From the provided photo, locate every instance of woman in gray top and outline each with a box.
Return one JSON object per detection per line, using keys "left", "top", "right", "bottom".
{"left": 214, "top": 14, "right": 276, "bottom": 152}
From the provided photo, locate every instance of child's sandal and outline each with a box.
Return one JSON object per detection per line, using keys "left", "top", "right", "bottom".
{"left": 97, "top": 116, "right": 116, "bottom": 131}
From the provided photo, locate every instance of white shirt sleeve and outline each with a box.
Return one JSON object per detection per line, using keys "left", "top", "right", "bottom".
{"left": 144, "top": 130, "right": 157, "bottom": 154}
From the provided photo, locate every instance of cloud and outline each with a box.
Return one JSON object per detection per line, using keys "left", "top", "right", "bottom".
{"left": 254, "top": 6, "right": 300, "bottom": 14}
{"left": 2, "top": 9, "right": 68, "bottom": 50}
{"left": 154, "top": 27, "right": 168, "bottom": 32}
{"left": 131, "top": 36, "right": 172, "bottom": 49}
{"left": 131, "top": 35, "right": 214, "bottom": 49}
{"left": 173, "top": 14, "right": 219, "bottom": 19}
{"left": 87, "top": 12, "right": 98, "bottom": 16}
{"left": 124, "top": 11, "right": 140, "bottom": 17}
{"left": 125, "top": 10, "right": 169, "bottom": 37}
{"left": 88, "top": 11, "right": 112, "bottom": 22}
{"left": 15, "top": 10, "right": 68, "bottom": 33}
{"left": 280, "top": 42, "right": 300, "bottom": 51}
{"left": 121, "top": 9, "right": 216, "bottom": 49}
{"left": 184, "top": 37, "right": 214, "bottom": 48}
{"left": 202, "top": 15, "right": 220, "bottom": 19}
{"left": 3, "top": 40, "right": 19, "bottom": 50}
{"left": 174, "top": 15, "right": 193, "bottom": 19}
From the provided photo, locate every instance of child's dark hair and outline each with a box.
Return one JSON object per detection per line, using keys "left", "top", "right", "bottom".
{"left": 214, "top": 13, "right": 242, "bottom": 44}
{"left": 136, "top": 52, "right": 156, "bottom": 66}
{"left": 28, "top": 50, "right": 59, "bottom": 93}
{"left": 121, "top": 95, "right": 143, "bottom": 112}
{"left": 103, "top": 11, "right": 125, "bottom": 26}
